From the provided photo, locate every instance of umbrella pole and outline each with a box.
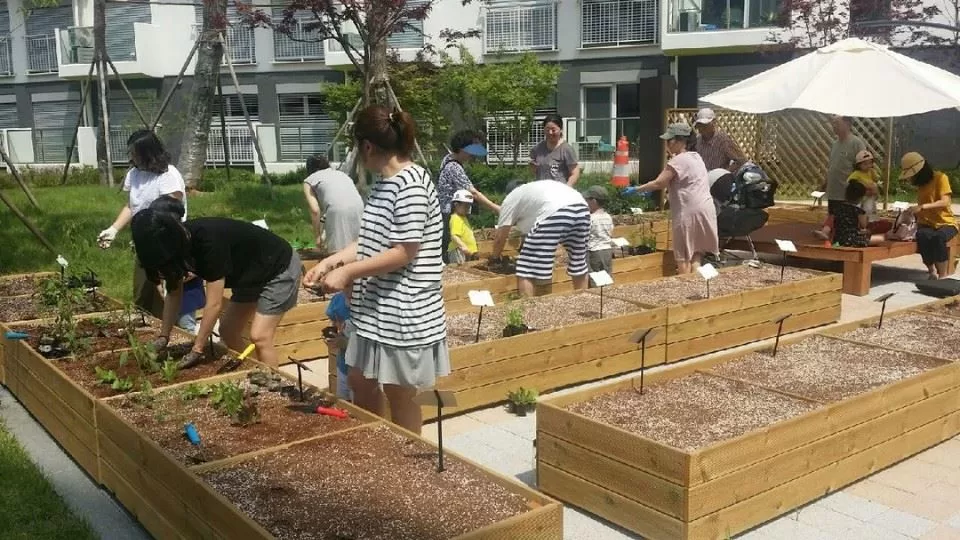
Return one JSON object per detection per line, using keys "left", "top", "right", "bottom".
{"left": 884, "top": 117, "right": 893, "bottom": 210}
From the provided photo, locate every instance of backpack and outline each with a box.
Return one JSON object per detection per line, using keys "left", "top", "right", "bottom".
{"left": 886, "top": 210, "right": 917, "bottom": 241}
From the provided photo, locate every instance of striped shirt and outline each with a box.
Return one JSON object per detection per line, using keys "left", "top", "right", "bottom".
{"left": 350, "top": 164, "right": 447, "bottom": 348}
{"left": 696, "top": 130, "right": 745, "bottom": 171}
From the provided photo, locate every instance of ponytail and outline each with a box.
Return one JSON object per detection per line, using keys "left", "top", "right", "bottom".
{"left": 354, "top": 105, "right": 418, "bottom": 158}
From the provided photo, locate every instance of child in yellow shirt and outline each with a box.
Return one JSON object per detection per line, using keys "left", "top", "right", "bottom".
{"left": 814, "top": 150, "right": 890, "bottom": 240}
{"left": 448, "top": 189, "right": 478, "bottom": 264}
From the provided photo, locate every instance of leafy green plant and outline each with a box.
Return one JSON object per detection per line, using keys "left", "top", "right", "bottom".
{"left": 131, "top": 378, "right": 155, "bottom": 406}
{"left": 159, "top": 360, "right": 179, "bottom": 383}
{"left": 507, "top": 387, "right": 538, "bottom": 406}
{"left": 209, "top": 381, "right": 260, "bottom": 426}
{"left": 505, "top": 304, "right": 525, "bottom": 328}
{"left": 111, "top": 377, "right": 134, "bottom": 392}
{"left": 120, "top": 334, "right": 160, "bottom": 374}
{"left": 94, "top": 366, "right": 117, "bottom": 385}
{"left": 180, "top": 383, "right": 212, "bottom": 401}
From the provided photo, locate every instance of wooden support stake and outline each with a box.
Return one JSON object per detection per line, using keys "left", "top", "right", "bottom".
{"left": 326, "top": 96, "right": 361, "bottom": 161}
{"left": 103, "top": 53, "right": 150, "bottom": 129}
{"left": 0, "top": 186, "right": 57, "bottom": 255}
{"left": 0, "top": 135, "right": 40, "bottom": 209}
{"left": 61, "top": 60, "right": 98, "bottom": 186}
{"left": 384, "top": 79, "right": 427, "bottom": 165}
{"left": 94, "top": 0, "right": 114, "bottom": 186}
{"left": 219, "top": 32, "right": 272, "bottom": 189}
{"left": 151, "top": 33, "right": 202, "bottom": 130}
{"left": 216, "top": 72, "right": 231, "bottom": 182}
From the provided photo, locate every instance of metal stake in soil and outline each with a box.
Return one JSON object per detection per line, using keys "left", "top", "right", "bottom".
{"left": 474, "top": 306, "right": 484, "bottom": 344}
{"left": 771, "top": 314, "right": 792, "bottom": 356}
{"left": 435, "top": 389, "right": 445, "bottom": 472}
{"left": 288, "top": 357, "right": 313, "bottom": 402}
{"left": 629, "top": 328, "right": 658, "bottom": 395}
{"left": 706, "top": 278, "right": 710, "bottom": 299}
{"left": 875, "top": 292, "right": 896, "bottom": 329}
{"left": 780, "top": 252, "right": 787, "bottom": 284}
{"left": 414, "top": 390, "right": 458, "bottom": 473}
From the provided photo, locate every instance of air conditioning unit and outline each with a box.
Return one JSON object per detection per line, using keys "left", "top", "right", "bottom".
{"left": 68, "top": 26, "right": 94, "bottom": 48}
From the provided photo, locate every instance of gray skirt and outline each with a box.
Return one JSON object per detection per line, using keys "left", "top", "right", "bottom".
{"left": 343, "top": 321, "right": 451, "bottom": 389}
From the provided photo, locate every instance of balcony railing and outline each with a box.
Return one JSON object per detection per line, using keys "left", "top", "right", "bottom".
{"left": 206, "top": 123, "right": 256, "bottom": 164}
{"left": 484, "top": 114, "right": 547, "bottom": 165}
{"left": 667, "top": 0, "right": 782, "bottom": 32}
{"left": 26, "top": 34, "right": 58, "bottom": 74}
{"left": 581, "top": 0, "right": 658, "bottom": 47}
{"left": 484, "top": 2, "right": 557, "bottom": 53}
{"left": 225, "top": 25, "right": 256, "bottom": 65}
{"left": 33, "top": 128, "right": 79, "bottom": 163}
{"left": 0, "top": 36, "right": 12, "bottom": 76}
{"left": 326, "top": 33, "right": 363, "bottom": 53}
{"left": 274, "top": 21, "right": 324, "bottom": 62}
{"left": 278, "top": 121, "right": 338, "bottom": 161}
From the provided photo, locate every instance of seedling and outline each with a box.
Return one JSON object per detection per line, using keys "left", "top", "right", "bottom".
{"left": 210, "top": 381, "right": 260, "bottom": 426}
{"left": 180, "top": 383, "right": 212, "bottom": 401}
{"left": 160, "top": 360, "right": 179, "bottom": 383}
{"left": 120, "top": 334, "right": 160, "bottom": 374}
{"left": 111, "top": 377, "right": 134, "bottom": 392}
{"left": 131, "top": 378, "right": 155, "bottom": 406}
{"left": 502, "top": 303, "right": 529, "bottom": 337}
{"left": 506, "top": 387, "right": 538, "bottom": 416}
{"left": 95, "top": 366, "right": 118, "bottom": 385}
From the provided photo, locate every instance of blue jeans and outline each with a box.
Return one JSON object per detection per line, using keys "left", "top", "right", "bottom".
{"left": 177, "top": 312, "right": 199, "bottom": 335}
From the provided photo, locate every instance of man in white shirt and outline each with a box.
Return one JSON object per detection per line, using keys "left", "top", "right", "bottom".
{"left": 490, "top": 180, "right": 591, "bottom": 296}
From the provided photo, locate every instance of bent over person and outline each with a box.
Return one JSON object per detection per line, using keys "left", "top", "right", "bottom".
{"left": 490, "top": 180, "right": 591, "bottom": 297}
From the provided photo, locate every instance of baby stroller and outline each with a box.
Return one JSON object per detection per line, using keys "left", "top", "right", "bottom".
{"left": 709, "top": 162, "right": 778, "bottom": 267}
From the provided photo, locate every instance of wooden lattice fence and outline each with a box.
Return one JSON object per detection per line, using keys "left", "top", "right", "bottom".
{"left": 665, "top": 109, "right": 891, "bottom": 198}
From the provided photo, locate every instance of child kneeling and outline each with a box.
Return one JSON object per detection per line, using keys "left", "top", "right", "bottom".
{"left": 831, "top": 182, "right": 886, "bottom": 248}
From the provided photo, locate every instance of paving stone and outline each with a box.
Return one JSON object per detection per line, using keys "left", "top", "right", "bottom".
{"left": 821, "top": 491, "right": 894, "bottom": 522}
{"left": 869, "top": 508, "right": 938, "bottom": 538}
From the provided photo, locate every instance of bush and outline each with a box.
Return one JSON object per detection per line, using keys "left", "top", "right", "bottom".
{"left": 0, "top": 166, "right": 124, "bottom": 188}
{"left": 196, "top": 168, "right": 259, "bottom": 192}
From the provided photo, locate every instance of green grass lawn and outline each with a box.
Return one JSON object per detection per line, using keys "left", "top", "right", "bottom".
{"left": 0, "top": 418, "right": 98, "bottom": 539}
{"left": 0, "top": 183, "right": 314, "bottom": 301}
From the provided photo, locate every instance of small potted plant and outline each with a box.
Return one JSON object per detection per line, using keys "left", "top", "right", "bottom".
{"left": 502, "top": 303, "right": 529, "bottom": 337}
{"left": 507, "top": 387, "right": 538, "bottom": 416}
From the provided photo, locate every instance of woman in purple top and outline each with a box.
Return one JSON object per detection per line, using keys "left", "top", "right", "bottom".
{"left": 629, "top": 123, "right": 718, "bottom": 274}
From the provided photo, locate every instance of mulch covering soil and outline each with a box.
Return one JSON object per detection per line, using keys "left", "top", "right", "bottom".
{"left": 603, "top": 265, "right": 817, "bottom": 306}
{"left": 112, "top": 372, "right": 365, "bottom": 465}
{"left": 710, "top": 335, "right": 948, "bottom": 403}
{"left": 445, "top": 292, "right": 642, "bottom": 347}
{"left": 566, "top": 372, "right": 819, "bottom": 451}
{"left": 611, "top": 211, "right": 671, "bottom": 226}
{"left": 0, "top": 275, "right": 47, "bottom": 297}
{"left": 19, "top": 316, "right": 179, "bottom": 356}
{"left": 442, "top": 266, "right": 486, "bottom": 284}
{"left": 200, "top": 424, "right": 531, "bottom": 540}
{"left": 837, "top": 312, "right": 960, "bottom": 361}
{"left": 0, "top": 293, "right": 115, "bottom": 323}
{"left": 56, "top": 344, "right": 247, "bottom": 399}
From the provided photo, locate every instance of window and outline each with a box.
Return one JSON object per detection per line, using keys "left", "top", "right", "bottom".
{"left": 277, "top": 93, "right": 336, "bottom": 161}
{"left": 213, "top": 94, "right": 259, "bottom": 121}
{"left": 484, "top": 2, "right": 557, "bottom": 53}
{"left": 273, "top": 8, "right": 324, "bottom": 62}
{"left": 581, "top": 0, "right": 658, "bottom": 47}
{"left": 387, "top": 0, "right": 426, "bottom": 49}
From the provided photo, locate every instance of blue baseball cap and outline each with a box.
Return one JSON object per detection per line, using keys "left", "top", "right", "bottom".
{"left": 462, "top": 143, "right": 488, "bottom": 157}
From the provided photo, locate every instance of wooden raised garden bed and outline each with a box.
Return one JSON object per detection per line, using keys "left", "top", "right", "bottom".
{"left": 537, "top": 333, "right": 960, "bottom": 539}
{"left": 765, "top": 203, "right": 901, "bottom": 226}
{"left": 592, "top": 265, "right": 841, "bottom": 363}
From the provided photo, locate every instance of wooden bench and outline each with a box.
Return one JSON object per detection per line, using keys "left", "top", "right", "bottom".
{"left": 726, "top": 222, "right": 959, "bottom": 296}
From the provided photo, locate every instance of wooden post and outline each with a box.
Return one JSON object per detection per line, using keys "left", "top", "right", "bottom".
{"left": 0, "top": 186, "right": 57, "bottom": 255}
{"left": 883, "top": 117, "right": 893, "bottom": 211}
{"left": 103, "top": 53, "right": 150, "bottom": 129}
{"left": 60, "top": 63, "right": 96, "bottom": 186}
{"left": 384, "top": 79, "right": 427, "bottom": 164}
{"left": 216, "top": 72, "right": 231, "bottom": 182}
{"left": 151, "top": 34, "right": 202, "bottom": 131}
{"left": 94, "top": 0, "right": 114, "bottom": 186}
{"left": 219, "top": 32, "right": 271, "bottom": 188}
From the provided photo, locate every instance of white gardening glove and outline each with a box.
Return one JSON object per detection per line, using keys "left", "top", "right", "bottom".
{"left": 97, "top": 227, "right": 118, "bottom": 249}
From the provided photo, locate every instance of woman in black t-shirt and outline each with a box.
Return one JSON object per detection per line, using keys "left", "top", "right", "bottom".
{"left": 131, "top": 196, "right": 302, "bottom": 368}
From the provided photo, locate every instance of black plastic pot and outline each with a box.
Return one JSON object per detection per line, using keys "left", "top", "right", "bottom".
{"left": 502, "top": 324, "right": 530, "bottom": 338}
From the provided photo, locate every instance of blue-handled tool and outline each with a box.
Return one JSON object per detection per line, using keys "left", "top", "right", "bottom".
{"left": 4, "top": 331, "right": 28, "bottom": 340}
{"left": 184, "top": 423, "right": 201, "bottom": 446}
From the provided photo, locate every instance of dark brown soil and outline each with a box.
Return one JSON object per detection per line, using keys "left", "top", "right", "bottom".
{"left": 566, "top": 372, "right": 819, "bottom": 451}
{"left": 19, "top": 317, "right": 191, "bottom": 356}
{"left": 838, "top": 312, "right": 960, "bottom": 361}
{"left": 112, "top": 375, "right": 365, "bottom": 465}
{"left": 0, "top": 293, "right": 116, "bottom": 323}
{"left": 0, "top": 275, "right": 47, "bottom": 297}
{"left": 605, "top": 265, "right": 818, "bottom": 306}
{"left": 446, "top": 292, "right": 642, "bottom": 347}
{"left": 710, "top": 335, "right": 949, "bottom": 403}
{"left": 200, "top": 424, "right": 532, "bottom": 540}
{"left": 56, "top": 343, "right": 246, "bottom": 398}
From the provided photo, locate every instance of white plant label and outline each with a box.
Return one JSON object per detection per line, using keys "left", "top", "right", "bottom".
{"left": 891, "top": 201, "right": 911, "bottom": 211}
{"left": 252, "top": 219, "right": 269, "bottom": 229}
{"left": 468, "top": 290, "right": 495, "bottom": 307}
{"left": 810, "top": 191, "right": 826, "bottom": 200}
{"left": 56, "top": 255, "right": 69, "bottom": 268}
{"left": 698, "top": 263, "right": 719, "bottom": 281}
{"left": 589, "top": 270, "right": 614, "bottom": 287}
{"left": 630, "top": 207, "right": 644, "bottom": 215}
{"left": 611, "top": 237, "right": 631, "bottom": 248}
{"left": 775, "top": 239, "right": 798, "bottom": 253}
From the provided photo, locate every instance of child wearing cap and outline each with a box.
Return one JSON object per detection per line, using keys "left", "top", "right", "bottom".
{"left": 815, "top": 149, "right": 889, "bottom": 241}
{"left": 448, "top": 189, "right": 478, "bottom": 264}
{"left": 583, "top": 185, "right": 614, "bottom": 276}
{"left": 437, "top": 131, "right": 501, "bottom": 263}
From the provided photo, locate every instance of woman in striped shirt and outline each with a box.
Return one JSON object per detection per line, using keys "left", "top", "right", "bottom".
{"left": 303, "top": 105, "right": 448, "bottom": 434}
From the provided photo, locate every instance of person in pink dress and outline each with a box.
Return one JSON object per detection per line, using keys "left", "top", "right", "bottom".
{"left": 629, "top": 123, "right": 719, "bottom": 274}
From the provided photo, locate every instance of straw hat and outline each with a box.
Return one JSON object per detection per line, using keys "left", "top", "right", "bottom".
{"left": 899, "top": 152, "right": 926, "bottom": 179}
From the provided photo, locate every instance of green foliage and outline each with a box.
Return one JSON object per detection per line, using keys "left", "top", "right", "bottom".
{"left": 0, "top": 167, "right": 125, "bottom": 189}
{"left": 180, "top": 383, "right": 212, "bottom": 401}
{"left": 507, "top": 387, "right": 538, "bottom": 406}
{"left": 94, "top": 366, "right": 117, "bottom": 385}
{"left": 111, "top": 377, "right": 134, "bottom": 392}
{"left": 196, "top": 168, "right": 260, "bottom": 192}
{"left": 210, "top": 381, "right": 260, "bottom": 426}
{"left": 121, "top": 334, "right": 160, "bottom": 374}
{"left": 159, "top": 360, "right": 179, "bottom": 383}
{"left": 131, "top": 378, "right": 155, "bottom": 406}
{"left": 37, "top": 277, "right": 90, "bottom": 356}
{"left": 505, "top": 303, "right": 525, "bottom": 328}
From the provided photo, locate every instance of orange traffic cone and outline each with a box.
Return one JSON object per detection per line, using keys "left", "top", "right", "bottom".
{"left": 611, "top": 136, "right": 630, "bottom": 188}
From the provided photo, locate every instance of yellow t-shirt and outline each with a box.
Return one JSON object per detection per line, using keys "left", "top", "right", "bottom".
{"left": 916, "top": 171, "right": 957, "bottom": 229}
{"left": 847, "top": 169, "right": 878, "bottom": 190}
{"left": 449, "top": 214, "right": 477, "bottom": 254}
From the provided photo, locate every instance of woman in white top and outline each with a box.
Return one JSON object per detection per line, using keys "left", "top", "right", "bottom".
{"left": 97, "top": 130, "right": 188, "bottom": 318}
{"left": 303, "top": 106, "right": 448, "bottom": 435}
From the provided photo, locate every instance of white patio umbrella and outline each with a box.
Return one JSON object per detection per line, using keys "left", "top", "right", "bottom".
{"left": 701, "top": 37, "right": 960, "bottom": 118}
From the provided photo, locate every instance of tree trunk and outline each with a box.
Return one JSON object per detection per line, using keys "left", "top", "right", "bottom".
{"left": 177, "top": 0, "right": 227, "bottom": 190}
{"left": 363, "top": 6, "right": 390, "bottom": 107}
{"left": 94, "top": 0, "right": 112, "bottom": 186}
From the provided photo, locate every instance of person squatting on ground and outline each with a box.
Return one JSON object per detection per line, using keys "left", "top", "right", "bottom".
{"left": 630, "top": 123, "right": 718, "bottom": 275}
{"left": 448, "top": 190, "right": 479, "bottom": 265}
{"left": 302, "top": 154, "right": 364, "bottom": 253}
{"left": 490, "top": 179, "right": 591, "bottom": 297}
{"left": 583, "top": 185, "right": 614, "bottom": 277}
{"left": 303, "top": 106, "right": 449, "bottom": 435}
{"left": 899, "top": 152, "right": 958, "bottom": 280}
{"left": 97, "top": 129, "right": 202, "bottom": 332}
{"left": 437, "top": 131, "right": 500, "bottom": 264}
{"left": 131, "top": 196, "right": 302, "bottom": 369}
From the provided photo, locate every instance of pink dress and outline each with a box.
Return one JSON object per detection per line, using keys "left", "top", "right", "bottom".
{"left": 666, "top": 152, "right": 719, "bottom": 261}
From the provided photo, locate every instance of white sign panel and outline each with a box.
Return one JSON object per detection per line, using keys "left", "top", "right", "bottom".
{"left": 810, "top": 191, "right": 826, "bottom": 200}
{"left": 775, "top": 239, "right": 798, "bottom": 253}
{"left": 468, "top": 290, "right": 495, "bottom": 307}
{"left": 56, "top": 255, "right": 69, "bottom": 268}
{"left": 630, "top": 207, "right": 644, "bottom": 215}
{"left": 252, "top": 219, "right": 269, "bottom": 229}
{"left": 611, "top": 237, "right": 631, "bottom": 248}
{"left": 589, "top": 270, "right": 614, "bottom": 287}
{"left": 697, "top": 263, "right": 719, "bottom": 281}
